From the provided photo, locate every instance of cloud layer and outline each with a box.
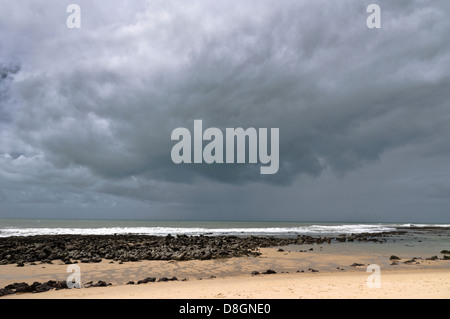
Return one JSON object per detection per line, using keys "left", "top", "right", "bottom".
{"left": 1, "top": 0, "right": 449, "bottom": 221}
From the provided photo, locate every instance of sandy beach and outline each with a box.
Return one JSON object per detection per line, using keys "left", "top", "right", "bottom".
{"left": 1, "top": 241, "right": 449, "bottom": 299}
{"left": 3, "top": 269, "right": 448, "bottom": 299}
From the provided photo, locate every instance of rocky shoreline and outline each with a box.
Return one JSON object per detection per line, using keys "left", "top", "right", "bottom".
{"left": 0, "top": 231, "right": 404, "bottom": 266}
{"left": 1, "top": 230, "right": 448, "bottom": 298}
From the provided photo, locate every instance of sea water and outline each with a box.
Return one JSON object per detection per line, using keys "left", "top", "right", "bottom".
{"left": 0, "top": 218, "right": 448, "bottom": 238}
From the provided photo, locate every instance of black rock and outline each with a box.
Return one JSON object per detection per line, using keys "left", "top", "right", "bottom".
{"left": 251, "top": 271, "right": 260, "bottom": 276}
{"left": 85, "top": 280, "right": 109, "bottom": 288}
{"left": 350, "top": 263, "right": 365, "bottom": 267}
{"left": 127, "top": 281, "right": 135, "bottom": 285}
{"left": 277, "top": 248, "right": 284, "bottom": 252}
{"left": 138, "top": 277, "right": 156, "bottom": 284}
{"left": 93, "top": 281, "right": 108, "bottom": 287}
{"left": 34, "top": 284, "right": 52, "bottom": 293}
{"left": 0, "top": 288, "right": 14, "bottom": 297}
{"left": 390, "top": 255, "right": 400, "bottom": 260}
{"left": 262, "top": 269, "right": 276, "bottom": 275}
{"left": 12, "top": 282, "right": 33, "bottom": 293}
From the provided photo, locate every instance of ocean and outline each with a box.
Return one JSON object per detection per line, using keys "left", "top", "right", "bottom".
{"left": 0, "top": 218, "right": 449, "bottom": 238}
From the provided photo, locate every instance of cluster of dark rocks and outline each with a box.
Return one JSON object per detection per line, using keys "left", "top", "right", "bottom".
{"left": 0, "top": 232, "right": 400, "bottom": 266}
{"left": 251, "top": 268, "right": 320, "bottom": 275}
{"left": 0, "top": 280, "right": 113, "bottom": 297}
{"left": 390, "top": 254, "right": 449, "bottom": 265}
{"left": 251, "top": 269, "right": 277, "bottom": 276}
{"left": 85, "top": 280, "right": 112, "bottom": 288}
{"left": 127, "top": 276, "right": 181, "bottom": 285}
{"left": 0, "top": 234, "right": 291, "bottom": 265}
{"left": 334, "top": 231, "right": 405, "bottom": 243}
{"left": 0, "top": 280, "right": 68, "bottom": 297}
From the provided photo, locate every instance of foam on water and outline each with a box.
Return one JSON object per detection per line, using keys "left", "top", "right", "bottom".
{"left": 1, "top": 223, "right": 448, "bottom": 238}
{"left": 0, "top": 218, "right": 448, "bottom": 238}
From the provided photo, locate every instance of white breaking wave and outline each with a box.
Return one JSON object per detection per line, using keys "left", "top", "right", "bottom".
{"left": 0, "top": 224, "right": 396, "bottom": 237}
{"left": 0, "top": 224, "right": 448, "bottom": 238}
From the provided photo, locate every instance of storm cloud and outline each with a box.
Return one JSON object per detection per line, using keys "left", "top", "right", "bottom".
{"left": 0, "top": 0, "right": 449, "bottom": 221}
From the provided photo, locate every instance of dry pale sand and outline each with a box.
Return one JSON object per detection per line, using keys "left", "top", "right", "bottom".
{"left": 1, "top": 245, "right": 449, "bottom": 299}
{"left": 3, "top": 269, "right": 449, "bottom": 299}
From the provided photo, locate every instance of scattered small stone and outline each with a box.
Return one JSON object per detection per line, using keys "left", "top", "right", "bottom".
{"left": 126, "top": 281, "right": 135, "bottom": 285}
{"left": 350, "top": 263, "right": 365, "bottom": 267}
{"left": 251, "top": 271, "right": 260, "bottom": 276}
{"left": 308, "top": 268, "right": 319, "bottom": 273}
{"left": 277, "top": 248, "right": 284, "bottom": 252}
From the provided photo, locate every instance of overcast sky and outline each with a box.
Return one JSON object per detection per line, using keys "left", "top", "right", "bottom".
{"left": 0, "top": 0, "right": 449, "bottom": 222}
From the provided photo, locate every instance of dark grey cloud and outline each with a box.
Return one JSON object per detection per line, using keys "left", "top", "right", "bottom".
{"left": 0, "top": 0, "right": 449, "bottom": 221}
